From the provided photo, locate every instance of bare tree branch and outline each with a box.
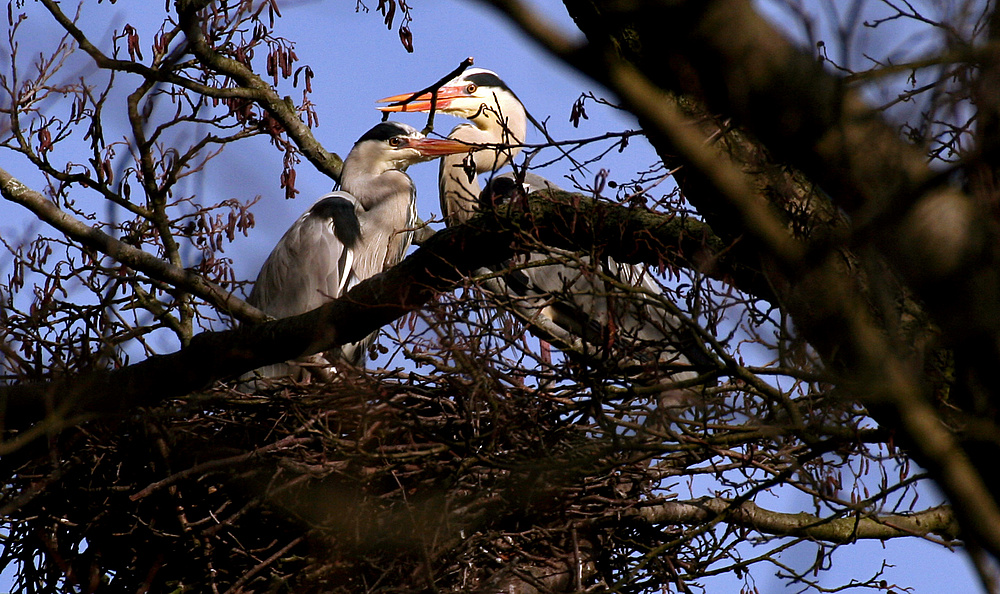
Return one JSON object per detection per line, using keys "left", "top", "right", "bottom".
{"left": 175, "top": 0, "right": 344, "bottom": 181}
{"left": 0, "top": 166, "right": 264, "bottom": 323}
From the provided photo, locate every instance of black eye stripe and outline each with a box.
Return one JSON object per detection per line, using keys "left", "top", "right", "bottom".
{"left": 464, "top": 72, "right": 507, "bottom": 91}
{"left": 356, "top": 121, "right": 417, "bottom": 144}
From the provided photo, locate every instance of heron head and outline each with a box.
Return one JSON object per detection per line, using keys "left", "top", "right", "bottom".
{"left": 347, "top": 121, "right": 472, "bottom": 174}
{"left": 377, "top": 68, "right": 521, "bottom": 125}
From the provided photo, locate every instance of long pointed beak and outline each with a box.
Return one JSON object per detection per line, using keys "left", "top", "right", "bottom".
{"left": 377, "top": 85, "right": 468, "bottom": 113}
{"left": 406, "top": 137, "right": 475, "bottom": 156}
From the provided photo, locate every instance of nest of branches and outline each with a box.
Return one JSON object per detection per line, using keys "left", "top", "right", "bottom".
{"left": 1, "top": 266, "right": 897, "bottom": 594}
{"left": 0, "top": 357, "right": 702, "bottom": 593}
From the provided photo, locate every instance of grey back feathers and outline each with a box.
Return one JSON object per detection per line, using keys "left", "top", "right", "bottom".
{"left": 480, "top": 172, "right": 561, "bottom": 210}
{"left": 248, "top": 192, "right": 361, "bottom": 320}
{"left": 311, "top": 194, "right": 362, "bottom": 251}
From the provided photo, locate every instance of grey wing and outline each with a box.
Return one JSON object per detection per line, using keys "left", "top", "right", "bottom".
{"left": 243, "top": 192, "right": 361, "bottom": 382}
{"left": 248, "top": 192, "right": 360, "bottom": 319}
{"left": 523, "top": 256, "right": 687, "bottom": 356}
{"left": 607, "top": 259, "right": 720, "bottom": 377}
{"left": 607, "top": 261, "right": 671, "bottom": 341}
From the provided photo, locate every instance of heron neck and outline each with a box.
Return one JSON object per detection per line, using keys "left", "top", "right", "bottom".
{"left": 472, "top": 95, "right": 527, "bottom": 164}
{"left": 342, "top": 169, "right": 412, "bottom": 211}
{"left": 439, "top": 94, "right": 527, "bottom": 226}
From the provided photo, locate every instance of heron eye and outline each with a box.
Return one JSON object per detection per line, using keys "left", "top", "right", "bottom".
{"left": 388, "top": 137, "right": 404, "bottom": 147}
{"left": 466, "top": 83, "right": 477, "bottom": 94}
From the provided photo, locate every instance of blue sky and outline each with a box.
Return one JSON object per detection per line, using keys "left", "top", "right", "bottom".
{"left": 0, "top": 1, "right": 985, "bottom": 591}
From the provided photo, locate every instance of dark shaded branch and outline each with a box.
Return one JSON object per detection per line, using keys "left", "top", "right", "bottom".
{"left": 561, "top": 0, "right": 1000, "bottom": 389}
{"left": 0, "top": 189, "right": 745, "bottom": 432}
{"left": 488, "top": 189, "right": 772, "bottom": 300}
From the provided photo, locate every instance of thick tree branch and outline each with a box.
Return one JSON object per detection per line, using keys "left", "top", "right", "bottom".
{"left": 0, "top": 188, "right": 743, "bottom": 432}
{"left": 559, "top": 0, "right": 1000, "bottom": 395}
{"left": 457, "top": 497, "right": 957, "bottom": 593}
{"left": 686, "top": 2, "right": 1000, "bottom": 352}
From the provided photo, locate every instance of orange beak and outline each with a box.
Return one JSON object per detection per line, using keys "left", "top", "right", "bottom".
{"left": 405, "top": 137, "right": 475, "bottom": 156}
{"left": 377, "top": 85, "right": 469, "bottom": 113}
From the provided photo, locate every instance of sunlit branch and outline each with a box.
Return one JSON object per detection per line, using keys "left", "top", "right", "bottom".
{"left": 639, "top": 498, "right": 959, "bottom": 543}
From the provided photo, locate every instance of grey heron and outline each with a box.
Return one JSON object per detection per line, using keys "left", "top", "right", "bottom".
{"left": 379, "top": 69, "right": 706, "bottom": 400}
{"left": 246, "top": 121, "right": 469, "bottom": 382}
